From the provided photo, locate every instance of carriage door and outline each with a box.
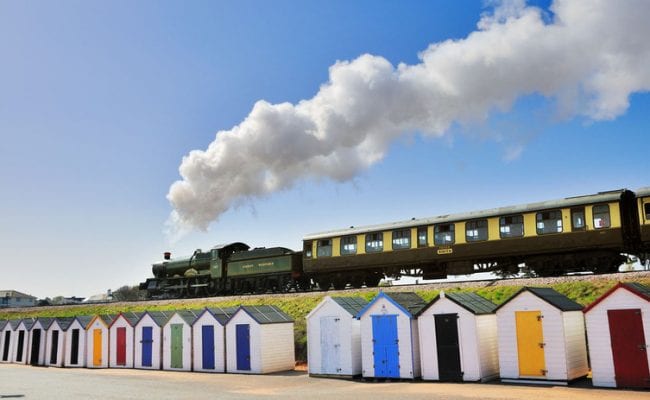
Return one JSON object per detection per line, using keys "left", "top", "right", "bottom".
{"left": 2, "top": 331, "right": 11, "bottom": 361}
{"left": 50, "top": 330, "right": 59, "bottom": 365}
{"left": 70, "top": 329, "right": 80, "bottom": 365}
{"left": 372, "top": 315, "right": 400, "bottom": 378}
{"left": 93, "top": 329, "right": 102, "bottom": 366}
{"left": 141, "top": 327, "right": 153, "bottom": 367}
{"left": 116, "top": 327, "right": 127, "bottom": 366}
{"left": 236, "top": 324, "right": 251, "bottom": 371}
{"left": 320, "top": 316, "right": 341, "bottom": 374}
{"left": 435, "top": 314, "right": 462, "bottom": 381}
{"left": 171, "top": 324, "right": 183, "bottom": 368}
{"left": 202, "top": 325, "right": 215, "bottom": 370}
{"left": 608, "top": 309, "right": 650, "bottom": 387}
{"left": 30, "top": 329, "right": 41, "bottom": 365}
{"left": 515, "top": 311, "right": 546, "bottom": 377}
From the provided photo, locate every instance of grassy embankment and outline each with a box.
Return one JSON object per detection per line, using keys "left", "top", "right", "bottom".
{"left": 2, "top": 276, "right": 649, "bottom": 363}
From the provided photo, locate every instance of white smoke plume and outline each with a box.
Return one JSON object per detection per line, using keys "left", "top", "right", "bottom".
{"left": 167, "top": 0, "right": 650, "bottom": 233}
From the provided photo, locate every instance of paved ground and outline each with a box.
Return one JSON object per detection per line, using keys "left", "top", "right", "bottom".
{"left": 0, "top": 365, "right": 648, "bottom": 400}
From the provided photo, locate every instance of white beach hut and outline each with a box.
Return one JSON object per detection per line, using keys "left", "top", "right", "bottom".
{"left": 416, "top": 291, "right": 499, "bottom": 382}
{"left": 225, "top": 305, "right": 295, "bottom": 374}
{"left": 134, "top": 311, "right": 170, "bottom": 370}
{"left": 45, "top": 317, "right": 73, "bottom": 367}
{"left": 0, "top": 320, "right": 16, "bottom": 363}
{"left": 192, "top": 307, "right": 237, "bottom": 373}
{"left": 162, "top": 310, "right": 198, "bottom": 371}
{"left": 12, "top": 318, "right": 35, "bottom": 364}
{"left": 357, "top": 292, "right": 427, "bottom": 380}
{"left": 64, "top": 316, "right": 92, "bottom": 368}
{"left": 28, "top": 317, "right": 53, "bottom": 366}
{"left": 109, "top": 312, "right": 143, "bottom": 368}
{"left": 496, "top": 287, "right": 588, "bottom": 384}
{"left": 86, "top": 315, "right": 115, "bottom": 369}
{"left": 583, "top": 282, "right": 650, "bottom": 388}
{"left": 306, "top": 296, "right": 368, "bottom": 377}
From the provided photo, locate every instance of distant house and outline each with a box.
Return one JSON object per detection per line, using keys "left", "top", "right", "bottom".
{"left": 0, "top": 291, "right": 37, "bottom": 308}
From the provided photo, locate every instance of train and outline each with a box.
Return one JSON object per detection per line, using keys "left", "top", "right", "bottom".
{"left": 140, "top": 188, "right": 650, "bottom": 298}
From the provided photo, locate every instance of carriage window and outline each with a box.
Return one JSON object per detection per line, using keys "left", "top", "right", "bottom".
{"left": 303, "top": 241, "right": 312, "bottom": 258}
{"left": 434, "top": 224, "right": 455, "bottom": 245}
{"left": 593, "top": 205, "right": 610, "bottom": 229}
{"left": 536, "top": 210, "right": 563, "bottom": 234}
{"left": 571, "top": 208, "right": 585, "bottom": 231}
{"left": 466, "top": 219, "right": 488, "bottom": 242}
{"left": 317, "top": 239, "right": 332, "bottom": 257}
{"left": 340, "top": 236, "right": 357, "bottom": 255}
{"left": 365, "top": 232, "right": 384, "bottom": 253}
{"left": 645, "top": 203, "right": 650, "bottom": 220}
{"left": 417, "top": 227, "right": 428, "bottom": 247}
{"left": 392, "top": 229, "right": 411, "bottom": 250}
{"left": 500, "top": 215, "right": 524, "bottom": 238}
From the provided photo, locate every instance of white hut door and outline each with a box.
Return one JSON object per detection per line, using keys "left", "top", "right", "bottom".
{"left": 320, "top": 316, "right": 341, "bottom": 374}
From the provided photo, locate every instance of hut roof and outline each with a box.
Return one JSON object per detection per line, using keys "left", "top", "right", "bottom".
{"left": 234, "top": 305, "right": 293, "bottom": 324}
{"left": 417, "top": 291, "right": 497, "bottom": 316}
{"left": 583, "top": 282, "right": 650, "bottom": 313}
{"left": 495, "top": 287, "right": 583, "bottom": 312}
{"left": 356, "top": 292, "right": 427, "bottom": 319}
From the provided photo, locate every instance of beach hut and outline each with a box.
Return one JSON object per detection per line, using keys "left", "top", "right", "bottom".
{"left": 108, "top": 312, "right": 143, "bottom": 368}
{"left": 134, "top": 311, "right": 170, "bottom": 370}
{"left": 45, "top": 317, "right": 73, "bottom": 367}
{"left": 416, "top": 291, "right": 499, "bottom": 382}
{"left": 192, "top": 307, "right": 237, "bottom": 373}
{"left": 64, "top": 316, "right": 92, "bottom": 368}
{"left": 583, "top": 282, "right": 650, "bottom": 388}
{"left": 162, "top": 310, "right": 199, "bottom": 371}
{"left": 356, "top": 292, "right": 427, "bottom": 379}
{"left": 495, "top": 287, "right": 588, "bottom": 384}
{"left": 12, "top": 318, "right": 35, "bottom": 364}
{"left": 86, "top": 315, "right": 115, "bottom": 368}
{"left": 306, "top": 296, "right": 368, "bottom": 377}
{"left": 28, "top": 317, "right": 53, "bottom": 366}
{"left": 225, "top": 305, "right": 295, "bottom": 374}
{"left": 0, "top": 320, "right": 13, "bottom": 363}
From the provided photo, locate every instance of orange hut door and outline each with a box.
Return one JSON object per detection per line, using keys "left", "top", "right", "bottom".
{"left": 515, "top": 311, "right": 546, "bottom": 377}
{"left": 93, "top": 329, "right": 102, "bottom": 366}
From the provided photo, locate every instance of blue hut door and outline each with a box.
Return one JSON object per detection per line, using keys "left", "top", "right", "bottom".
{"left": 320, "top": 316, "right": 341, "bottom": 374}
{"left": 236, "top": 324, "right": 251, "bottom": 371}
{"left": 372, "top": 315, "right": 399, "bottom": 378}
{"left": 202, "top": 325, "right": 215, "bottom": 370}
{"left": 141, "top": 327, "right": 153, "bottom": 367}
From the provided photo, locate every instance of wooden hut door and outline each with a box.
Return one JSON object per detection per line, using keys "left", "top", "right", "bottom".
{"left": 236, "top": 324, "right": 251, "bottom": 371}
{"left": 515, "top": 311, "right": 546, "bottom": 377}
{"left": 30, "top": 329, "right": 41, "bottom": 365}
{"left": 434, "top": 314, "right": 462, "bottom": 381}
{"left": 116, "top": 327, "right": 127, "bottom": 365}
{"left": 608, "top": 309, "right": 650, "bottom": 388}
{"left": 171, "top": 324, "right": 183, "bottom": 368}
{"left": 93, "top": 329, "right": 102, "bottom": 366}
{"left": 371, "top": 315, "right": 400, "bottom": 378}
{"left": 141, "top": 327, "right": 153, "bottom": 367}
{"left": 70, "top": 329, "right": 79, "bottom": 365}
{"left": 16, "top": 331, "right": 25, "bottom": 362}
{"left": 50, "top": 330, "right": 59, "bottom": 365}
{"left": 2, "top": 331, "right": 11, "bottom": 361}
{"left": 320, "top": 316, "right": 341, "bottom": 374}
{"left": 202, "top": 325, "right": 215, "bottom": 370}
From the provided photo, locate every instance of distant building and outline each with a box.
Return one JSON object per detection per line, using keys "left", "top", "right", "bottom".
{"left": 62, "top": 297, "right": 85, "bottom": 305}
{"left": 0, "top": 290, "right": 37, "bottom": 308}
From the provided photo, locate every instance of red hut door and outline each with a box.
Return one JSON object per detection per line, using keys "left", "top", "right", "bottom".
{"left": 607, "top": 309, "right": 650, "bottom": 388}
{"left": 116, "top": 327, "right": 127, "bottom": 366}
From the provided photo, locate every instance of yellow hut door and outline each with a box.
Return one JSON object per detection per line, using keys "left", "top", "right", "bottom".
{"left": 515, "top": 311, "right": 546, "bottom": 377}
{"left": 93, "top": 329, "right": 102, "bottom": 366}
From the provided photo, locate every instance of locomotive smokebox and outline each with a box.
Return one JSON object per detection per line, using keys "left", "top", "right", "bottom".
{"left": 164, "top": 252, "right": 171, "bottom": 260}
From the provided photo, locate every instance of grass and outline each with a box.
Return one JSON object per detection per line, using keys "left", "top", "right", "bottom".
{"left": 2, "top": 275, "right": 649, "bottom": 362}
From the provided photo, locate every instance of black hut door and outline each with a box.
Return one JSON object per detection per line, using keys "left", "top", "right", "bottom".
{"left": 30, "top": 329, "right": 41, "bottom": 365}
{"left": 434, "top": 313, "right": 462, "bottom": 381}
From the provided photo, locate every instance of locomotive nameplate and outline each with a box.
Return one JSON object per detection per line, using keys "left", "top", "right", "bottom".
{"left": 437, "top": 247, "right": 453, "bottom": 255}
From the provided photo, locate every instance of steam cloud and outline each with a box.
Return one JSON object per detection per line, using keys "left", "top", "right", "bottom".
{"left": 167, "top": 0, "right": 650, "bottom": 233}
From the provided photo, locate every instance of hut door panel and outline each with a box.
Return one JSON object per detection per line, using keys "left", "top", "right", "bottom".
{"left": 202, "top": 325, "right": 215, "bottom": 370}
{"left": 141, "top": 327, "right": 153, "bottom": 367}
{"left": 50, "top": 330, "right": 59, "bottom": 364}
{"left": 171, "top": 324, "right": 183, "bottom": 368}
{"left": 116, "top": 327, "right": 127, "bottom": 365}
{"left": 92, "top": 329, "right": 102, "bottom": 366}
{"left": 515, "top": 311, "right": 546, "bottom": 377}
{"left": 30, "top": 329, "right": 41, "bottom": 365}
{"left": 371, "top": 315, "right": 399, "bottom": 378}
{"left": 70, "top": 329, "right": 79, "bottom": 365}
{"left": 236, "top": 324, "right": 251, "bottom": 371}
{"left": 434, "top": 314, "right": 462, "bottom": 381}
{"left": 2, "top": 331, "right": 10, "bottom": 361}
{"left": 608, "top": 309, "right": 650, "bottom": 388}
{"left": 16, "top": 331, "right": 25, "bottom": 362}
{"left": 320, "top": 316, "right": 341, "bottom": 374}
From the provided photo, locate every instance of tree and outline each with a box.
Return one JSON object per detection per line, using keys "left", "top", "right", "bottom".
{"left": 111, "top": 285, "right": 145, "bottom": 301}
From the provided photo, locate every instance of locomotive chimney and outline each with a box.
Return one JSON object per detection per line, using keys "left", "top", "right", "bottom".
{"left": 164, "top": 252, "right": 171, "bottom": 260}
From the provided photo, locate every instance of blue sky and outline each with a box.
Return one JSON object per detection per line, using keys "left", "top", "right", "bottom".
{"left": 1, "top": 1, "right": 648, "bottom": 299}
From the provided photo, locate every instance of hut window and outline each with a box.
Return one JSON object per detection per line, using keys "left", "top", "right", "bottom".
{"left": 434, "top": 224, "right": 455, "bottom": 245}
{"left": 500, "top": 215, "right": 524, "bottom": 238}
{"left": 392, "top": 229, "right": 411, "bottom": 250}
{"left": 571, "top": 208, "right": 585, "bottom": 231}
{"left": 466, "top": 219, "right": 488, "bottom": 242}
{"left": 536, "top": 210, "right": 563, "bottom": 234}
{"left": 644, "top": 202, "right": 650, "bottom": 220}
{"left": 317, "top": 239, "right": 332, "bottom": 257}
{"left": 340, "top": 236, "right": 357, "bottom": 255}
{"left": 365, "top": 233, "right": 384, "bottom": 253}
{"left": 303, "top": 242, "right": 312, "bottom": 258}
{"left": 593, "top": 205, "right": 610, "bottom": 229}
{"left": 417, "top": 227, "right": 428, "bottom": 247}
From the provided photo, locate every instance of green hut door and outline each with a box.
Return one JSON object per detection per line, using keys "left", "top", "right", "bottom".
{"left": 171, "top": 324, "right": 183, "bottom": 368}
